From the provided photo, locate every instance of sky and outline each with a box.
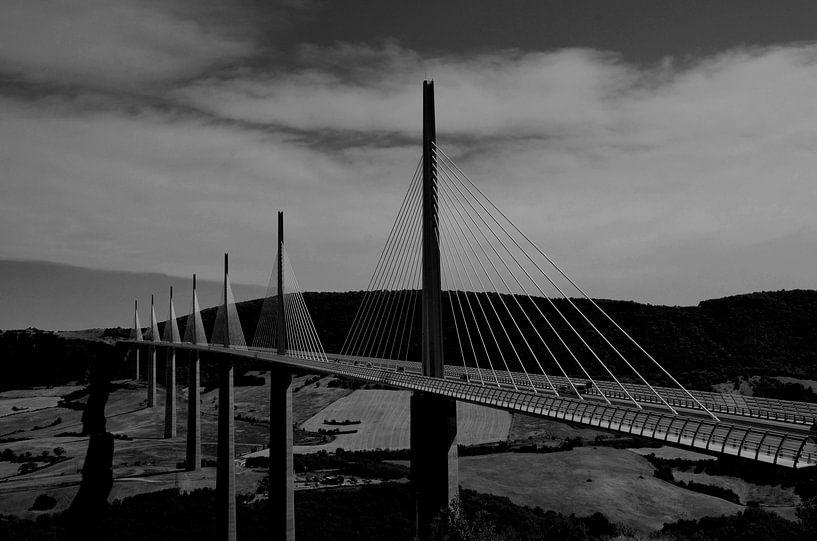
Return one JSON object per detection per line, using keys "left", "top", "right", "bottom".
{"left": 3, "top": 0, "right": 817, "bottom": 329}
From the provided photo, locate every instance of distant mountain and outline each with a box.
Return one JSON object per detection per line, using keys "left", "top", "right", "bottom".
{"left": 0, "top": 260, "right": 267, "bottom": 331}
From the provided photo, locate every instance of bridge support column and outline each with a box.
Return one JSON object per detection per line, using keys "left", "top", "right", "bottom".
{"left": 186, "top": 351, "right": 201, "bottom": 471}
{"left": 147, "top": 345, "right": 156, "bottom": 407}
{"left": 412, "top": 80, "right": 459, "bottom": 540}
{"left": 216, "top": 358, "right": 236, "bottom": 541}
{"left": 411, "top": 392, "right": 458, "bottom": 540}
{"left": 269, "top": 367, "right": 294, "bottom": 540}
{"left": 134, "top": 348, "right": 140, "bottom": 381}
{"left": 216, "top": 253, "right": 237, "bottom": 541}
{"left": 164, "top": 347, "right": 176, "bottom": 438}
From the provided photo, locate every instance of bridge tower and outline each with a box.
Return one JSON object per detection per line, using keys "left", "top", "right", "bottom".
{"left": 216, "top": 254, "right": 237, "bottom": 541}
{"left": 148, "top": 294, "right": 157, "bottom": 407}
{"left": 269, "top": 211, "right": 295, "bottom": 540}
{"left": 411, "top": 79, "right": 459, "bottom": 540}
{"left": 164, "top": 286, "right": 177, "bottom": 439}
{"left": 186, "top": 274, "right": 201, "bottom": 471}
{"left": 132, "top": 299, "right": 141, "bottom": 380}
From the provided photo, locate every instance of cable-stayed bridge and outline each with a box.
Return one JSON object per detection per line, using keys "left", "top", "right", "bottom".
{"left": 119, "top": 81, "right": 817, "bottom": 541}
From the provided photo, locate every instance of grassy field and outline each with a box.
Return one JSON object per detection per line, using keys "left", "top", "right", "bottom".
{"left": 458, "top": 448, "right": 743, "bottom": 533}
{"left": 0, "top": 376, "right": 320, "bottom": 519}
{"left": 226, "top": 372, "right": 353, "bottom": 425}
{"left": 1, "top": 375, "right": 801, "bottom": 532}
{"left": 508, "top": 412, "right": 607, "bottom": 443}
{"left": 292, "top": 389, "right": 511, "bottom": 453}
{"left": 672, "top": 469, "right": 800, "bottom": 519}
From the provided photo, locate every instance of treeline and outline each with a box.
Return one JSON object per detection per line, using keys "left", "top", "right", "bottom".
{"left": 644, "top": 453, "right": 817, "bottom": 501}
{"left": 191, "top": 289, "right": 817, "bottom": 388}
{"left": 0, "top": 330, "right": 125, "bottom": 390}
{"left": 751, "top": 376, "right": 817, "bottom": 403}
{"left": 0, "top": 484, "right": 625, "bottom": 540}
{"left": 658, "top": 507, "right": 816, "bottom": 541}
{"left": 5, "top": 289, "right": 817, "bottom": 391}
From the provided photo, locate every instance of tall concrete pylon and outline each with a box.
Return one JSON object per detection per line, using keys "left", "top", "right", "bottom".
{"left": 147, "top": 295, "right": 159, "bottom": 407}
{"left": 216, "top": 254, "right": 237, "bottom": 541}
{"left": 186, "top": 274, "right": 203, "bottom": 471}
{"left": 132, "top": 299, "right": 143, "bottom": 381}
{"left": 270, "top": 211, "right": 295, "bottom": 540}
{"left": 412, "top": 80, "right": 459, "bottom": 541}
{"left": 164, "top": 286, "right": 180, "bottom": 439}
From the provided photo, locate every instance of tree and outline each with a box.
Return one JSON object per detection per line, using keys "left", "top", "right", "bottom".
{"left": 430, "top": 499, "right": 501, "bottom": 541}
{"left": 797, "top": 497, "right": 817, "bottom": 537}
{"left": 30, "top": 493, "right": 57, "bottom": 511}
{"left": 18, "top": 462, "right": 38, "bottom": 474}
{"left": 53, "top": 447, "right": 66, "bottom": 457}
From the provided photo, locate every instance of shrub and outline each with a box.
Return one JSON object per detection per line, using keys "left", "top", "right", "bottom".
{"left": 30, "top": 494, "right": 57, "bottom": 511}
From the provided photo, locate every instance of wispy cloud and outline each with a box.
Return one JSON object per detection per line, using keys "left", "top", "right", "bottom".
{"left": 0, "top": 0, "right": 257, "bottom": 89}
{"left": 2, "top": 0, "right": 816, "bottom": 312}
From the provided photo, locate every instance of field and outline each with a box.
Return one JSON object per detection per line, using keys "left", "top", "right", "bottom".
{"left": 1, "top": 374, "right": 805, "bottom": 534}
{"left": 458, "top": 448, "right": 743, "bottom": 533}
{"left": 672, "top": 469, "right": 800, "bottom": 519}
{"left": 292, "top": 389, "right": 511, "bottom": 453}
{"left": 0, "top": 375, "right": 334, "bottom": 518}
{"left": 508, "top": 412, "right": 607, "bottom": 443}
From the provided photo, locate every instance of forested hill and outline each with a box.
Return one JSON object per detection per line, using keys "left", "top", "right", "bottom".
{"left": 2, "top": 289, "right": 816, "bottom": 390}
{"left": 201, "top": 289, "right": 817, "bottom": 387}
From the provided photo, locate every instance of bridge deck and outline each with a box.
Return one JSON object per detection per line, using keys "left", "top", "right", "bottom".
{"left": 329, "top": 354, "right": 817, "bottom": 426}
{"left": 122, "top": 340, "right": 817, "bottom": 469}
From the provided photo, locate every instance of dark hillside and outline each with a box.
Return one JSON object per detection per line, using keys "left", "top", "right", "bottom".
{"left": 2, "top": 290, "right": 816, "bottom": 390}
{"left": 195, "top": 289, "right": 817, "bottom": 388}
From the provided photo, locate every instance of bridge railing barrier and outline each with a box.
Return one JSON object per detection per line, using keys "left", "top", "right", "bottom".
{"left": 123, "top": 340, "right": 817, "bottom": 469}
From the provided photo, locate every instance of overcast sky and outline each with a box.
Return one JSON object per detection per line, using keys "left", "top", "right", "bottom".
{"left": 3, "top": 0, "right": 817, "bottom": 319}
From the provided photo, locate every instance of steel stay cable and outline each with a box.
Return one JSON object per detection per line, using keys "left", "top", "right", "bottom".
{"left": 282, "top": 251, "right": 317, "bottom": 358}
{"left": 388, "top": 234, "right": 422, "bottom": 361}
{"left": 437, "top": 158, "right": 583, "bottom": 397}
{"left": 439, "top": 210, "right": 485, "bottom": 386}
{"left": 381, "top": 223, "right": 422, "bottom": 361}
{"left": 436, "top": 148, "right": 633, "bottom": 403}
{"left": 436, "top": 172, "right": 537, "bottom": 392}
{"left": 439, "top": 221, "right": 475, "bottom": 383}
{"left": 434, "top": 143, "right": 715, "bottom": 418}
{"left": 397, "top": 238, "right": 422, "bottom": 362}
{"left": 438, "top": 197, "right": 502, "bottom": 387}
{"left": 284, "top": 272, "right": 305, "bottom": 358}
{"left": 359, "top": 190, "right": 423, "bottom": 358}
{"left": 348, "top": 169, "right": 423, "bottom": 357}
{"left": 437, "top": 184, "right": 519, "bottom": 390}
{"left": 253, "top": 256, "right": 279, "bottom": 349}
{"left": 285, "top": 249, "right": 329, "bottom": 361}
{"left": 344, "top": 166, "right": 421, "bottom": 355}
{"left": 401, "top": 250, "right": 422, "bottom": 362}
{"left": 444, "top": 150, "right": 714, "bottom": 418}
{"left": 438, "top": 167, "right": 557, "bottom": 394}
{"left": 342, "top": 159, "right": 422, "bottom": 354}
{"left": 369, "top": 202, "right": 424, "bottom": 359}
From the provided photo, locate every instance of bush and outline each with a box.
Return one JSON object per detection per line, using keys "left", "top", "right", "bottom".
{"left": 18, "top": 462, "right": 38, "bottom": 474}
{"left": 30, "top": 494, "right": 57, "bottom": 511}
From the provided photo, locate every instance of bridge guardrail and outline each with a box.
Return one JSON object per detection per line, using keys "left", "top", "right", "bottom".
{"left": 122, "top": 341, "right": 817, "bottom": 469}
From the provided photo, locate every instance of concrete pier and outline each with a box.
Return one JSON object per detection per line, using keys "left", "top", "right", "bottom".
{"left": 186, "top": 351, "right": 201, "bottom": 471}
{"left": 164, "top": 348, "right": 176, "bottom": 438}
{"left": 412, "top": 80, "right": 459, "bottom": 540}
{"left": 134, "top": 349, "right": 140, "bottom": 381}
{"left": 411, "top": 392, "right": 458, "bottom": 540}
{"left": 216, "top": 358, "right": 236, "bottom": 541}
{"left": 269, "top": 367, "right": 294, "bottom": 540}
{"left": 147, "top": 345, "right": 156, "bottom": 407}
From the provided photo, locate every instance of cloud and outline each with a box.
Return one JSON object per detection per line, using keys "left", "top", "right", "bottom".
{"left": 3, "top": 39, "right": 817, "bottom": 313}
{"left": 0, "top": 0, "right": 257, "bottom": 89}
